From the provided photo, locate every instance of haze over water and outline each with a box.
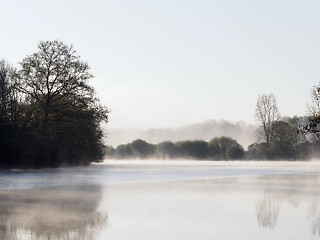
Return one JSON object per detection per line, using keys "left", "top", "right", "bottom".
{"left": 1, "top": 160, "right": 320, "bottom": 239}
{"left": 1, "top": 1, "right": 320, "bottom": 239}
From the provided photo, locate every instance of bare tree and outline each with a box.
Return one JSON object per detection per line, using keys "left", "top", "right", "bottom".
{"left": 254, "top": 93, "right": 280, "bottom": 144}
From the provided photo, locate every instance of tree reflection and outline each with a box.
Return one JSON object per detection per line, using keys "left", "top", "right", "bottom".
{"left": 256, "top": 195, "right": 279, "bottom": 230}
{"left": 307, "top": 201, "right": 320, "bottom": 236}
{"left": 0, "top": 185, "right": 107, "bottom": 240}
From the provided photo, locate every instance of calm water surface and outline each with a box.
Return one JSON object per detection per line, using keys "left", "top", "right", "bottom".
{"left": 1, "top": 160, "right": 320, "bottom": 239}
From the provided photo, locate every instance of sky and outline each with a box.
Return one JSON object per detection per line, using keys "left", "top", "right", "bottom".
{"left": 1, "top": 0, "right": 319, "bottom": 129}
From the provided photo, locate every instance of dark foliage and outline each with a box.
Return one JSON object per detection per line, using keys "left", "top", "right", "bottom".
{"left": 107, "top": 120, "right": 320, "bottom": 160}
{"left": 0, "top": 41, "right": 108, "bottom": 168}
{"left": 156, "top": 141, "right": 178, "bottom": 158}
{"left": 107, "top": 137, "right": 245, "bottom": 160}
{"left": 115, "top": 144, "right": 133, "bottom": 158}
{"left": 208, "top": 136, "right": 244, "bottom": 160}
{"left": 130, "top": 139, "right": 155, "bottom": 158}
{"left": 226, "top": 145, "right": 245, "bottom": 160}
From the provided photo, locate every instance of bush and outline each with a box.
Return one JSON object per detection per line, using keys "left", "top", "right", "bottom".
{"left": 130, "top": 139, "right": 155, "bottom": 158}
{"left": 226, "top": 145, "right": 245, "bottom": 160}
{"left": 176, "top": 140, "right": 208, "bottom": 159}
{"left": 156, "top": 141, "right": 178, "bottom": 158}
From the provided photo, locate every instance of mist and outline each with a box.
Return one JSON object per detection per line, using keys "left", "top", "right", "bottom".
{"left": 1, "top": 161, "right": 320, "bottom": 239}
{"left": 0, "top": 0, "right": 319, "bottom": 239}
{"left": 106, "top": 119, "right": 256, "bottom": 149}
{"left": 0, "top": 185, "right": 107, "bottom": 240}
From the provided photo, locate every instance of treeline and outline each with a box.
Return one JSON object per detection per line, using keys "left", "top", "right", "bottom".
{"left": 248, "top": 117, "right": 320, "bottom": 160}
{"left": 107, "top": 120, "right": 255, "bottom": 149}
{"left": 251, "top": 93, "right": 320, "bottom": 160}
{"left": 105, "top": 117, "right": 320, "bottom": 161}
{"left": 105, "top": 137, "right": 245, "bottom": 160}
{"left": 0, "top": 41, "right": 108, "bottom": 168}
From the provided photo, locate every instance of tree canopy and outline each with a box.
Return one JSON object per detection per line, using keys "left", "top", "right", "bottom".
{"left": 0, "top": 40, "right": 109, "bottom": 168}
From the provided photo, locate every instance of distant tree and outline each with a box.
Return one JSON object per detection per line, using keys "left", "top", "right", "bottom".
{"left": 116, "top": 144, "right": 133, "bottom": 158}
{"left": 296, "top": 141, "right": 311, "bottom": 160}
{"left": 207, "top": 138, "right": 222, "bottom": 159}
{"left": 225, "top": 145, "right": 245, "bottom": 160}
{"left": 103, "top": 145, "right": 115, "bottom": 158}
{"left": 249, "top": 117, "right": 306, "bottom": 160}
{"left": 271, "top": 121, "right": 293, "bottom": 144}
{"left": 130, "top": 139, "right": 155, "bottom": 158}
{"left": 247, "top": 121, "right": 296, "bottom": 160}
{"left": 156, "top": 141, "right": 177, "bottom": 158}
{"left": 300, "top": 86, "right": 320, "bottom": 158}
{"left": 304, "top": 85, "right": 320, "bottom": 139}
{"left": 287, "top": 116, "right": 305, "bottom": 148}
{"left": 269, "top": 121, "right": 295, "bottom": 159}
{"left": 257, "top": 143, "right": 270, "bottom": 159}
{"left": 247, "top": 143, "right": 259, "bottom": 159}
{"left": 176, "top": 140, "right": 208, "bottom": 159}
{"left": 255, "top": 94, "right": 280, "bottom": 145}
{"left": 208, "top": 136, "right": 242, "bottom": 159}
{"left": 301, "top": 84, "right": 320, "bottom": 159}
{"left": 247, "top": 142, "right": 278, "bottom": 160}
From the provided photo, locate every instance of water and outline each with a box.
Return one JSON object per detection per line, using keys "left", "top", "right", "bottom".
{"left": 1, "top": 160, "right": 320, "bottom": 239}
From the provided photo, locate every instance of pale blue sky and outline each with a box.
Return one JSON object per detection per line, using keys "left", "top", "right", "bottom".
{"left": 1, "top": 0, "right": 319, "bottom": 128}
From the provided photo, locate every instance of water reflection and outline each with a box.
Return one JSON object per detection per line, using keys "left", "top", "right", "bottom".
{"left": 0, "top": 185, "right": 107, "bottom": 240}
{"left": 255, "top": 174, "right": 320, "bottom": 237}
{"left": 307, "top": 201, "right": 320, "bottom": 236}
{"left": 2, "top": 162, "right": 320, "bottom": 240}
{"left": 256, "top": 195, "right": 279, "bottom": 229}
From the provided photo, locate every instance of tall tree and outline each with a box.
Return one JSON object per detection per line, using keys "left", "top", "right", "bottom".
{"left": 0, "top": 60, "right": 20, "bottom": 167}
{"left": 0, "top": 60, "right": 19, "bottom": 124}
{"left": 254, "top": 94, "right": 280, "bottom": 144}
{"left": 15, "top": 40, "right": 109, "bottom": 166}
{"left": 17, "top": 40, "right": 104, "bottom": 129}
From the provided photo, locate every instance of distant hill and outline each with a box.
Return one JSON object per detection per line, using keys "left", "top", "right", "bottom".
{"left": 105, "top": 120, "right": 257, "bottom": 149}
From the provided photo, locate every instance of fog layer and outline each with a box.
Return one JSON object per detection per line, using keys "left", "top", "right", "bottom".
{"left": 106, "top": 120, "right": 256, "bottom": 149}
